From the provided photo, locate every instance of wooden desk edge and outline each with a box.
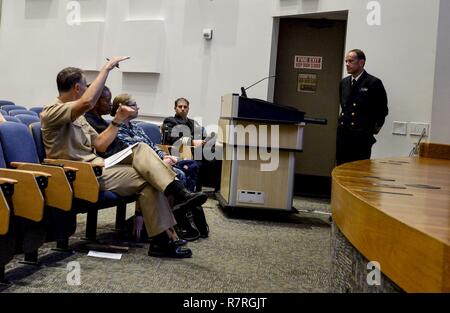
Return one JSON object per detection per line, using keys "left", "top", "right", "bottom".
{"left": 331, "top": 162, "right": 449, "bottom": 292}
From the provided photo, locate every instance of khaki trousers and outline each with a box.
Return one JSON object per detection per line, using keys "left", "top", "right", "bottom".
{"left": 98, "top": 143, "right": 177, "bottom": 237}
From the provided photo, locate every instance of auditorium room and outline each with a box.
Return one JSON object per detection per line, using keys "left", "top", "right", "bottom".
{"left": 0, "top": 0, "right": 449, "bottom": 298}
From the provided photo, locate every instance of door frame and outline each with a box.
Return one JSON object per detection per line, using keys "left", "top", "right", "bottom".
{"left": 268, "top": 10, "right": 349, "bottom": 101}
{"left": 268, "top": 11, "right": 349, "bottom": 197}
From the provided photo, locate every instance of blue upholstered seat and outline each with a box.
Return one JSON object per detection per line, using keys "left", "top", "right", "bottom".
{"left": 0, "top": 138, "right": 46, "bottom": 278}
{"left": 0, "top": 142, "right": 6, "bottom": 168}
{"left": 0, "top": 141, "right": 21, "bottom": 279}
{"left": 29, "top": 107, "right": 43, "bottom": 116}
{"left": 2, "top": 115, "right": 20, "bottom": 123}
{"left": 135, "top": 121, "right": 162, "bottom": 144}
{"left": 0, "top": 100, "right": 15, "bottom": 108}
{"left": 1, "top": 104, "right": 26, "bottom": 113}
{"left": 15, "top": 114, "right": 40, "bottom": 126}
{"left": 8, "top": 109, "right": 38, "bottom": 117}
{"left": 30, "top": 122, "right": 46, "bottom": 163}
{"left": 0, "top": 122, "right": 40, "bottom": 166}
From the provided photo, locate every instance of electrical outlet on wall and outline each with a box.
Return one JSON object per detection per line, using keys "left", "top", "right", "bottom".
{"left": 409, "top": 122, "right": 430, "bottom": 136}
{"left": 393, "top": 121, "right": 407, "bottom": 135}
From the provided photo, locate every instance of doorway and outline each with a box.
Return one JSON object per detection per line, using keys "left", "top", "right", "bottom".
{"left": 272, "top": 12, "right": 347, "bottom": 197}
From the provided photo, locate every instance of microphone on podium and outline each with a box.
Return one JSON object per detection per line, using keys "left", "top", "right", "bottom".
{"left": 240, "top": 75, "right": 276, "bottom": 98}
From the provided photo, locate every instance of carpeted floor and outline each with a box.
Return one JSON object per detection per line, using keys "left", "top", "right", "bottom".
{"left": 1, "top": 196, "right": 331, "bottom": 293}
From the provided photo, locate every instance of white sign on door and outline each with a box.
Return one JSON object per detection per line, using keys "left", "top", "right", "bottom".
{"left": 294, "top": 56, "right": 323, "bottom": 70}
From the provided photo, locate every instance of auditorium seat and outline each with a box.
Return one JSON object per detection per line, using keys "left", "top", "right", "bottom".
{"left": 0, "top": 121, "right": 74, "bottom": 253}
{"left": 0, "top": 177, "right": 17, "bottom": 282}
{"left": 0, "top": 100, "right": 15, "bottom": 108}
{"left": 0, "top": 139, "right": 48, "bottom": 279}
{"left": 8, "top": 109, "right": 38, "bottom": 117}
{"left": 15, "top": 114, "right": 40, "bottom": 126}
{"left": 135, "top": 121, "right": 162, "bottom": 144}
{"left": 29, "top": 107, "right": 43, "bottom": 116}
{"left": 1, "top": 105, "right": 26, "bottom": 113}
{"left": 1, "top": 116, "right": 20, "bottom": 123}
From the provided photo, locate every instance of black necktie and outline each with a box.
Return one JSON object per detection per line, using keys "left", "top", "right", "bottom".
{"left": 351, "top": 79, "right": 357, "bottom": 94}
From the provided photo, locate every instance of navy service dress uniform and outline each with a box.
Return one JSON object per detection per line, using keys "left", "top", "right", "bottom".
{"left": 336, "top": 71, "right": 388, "bottom": 165}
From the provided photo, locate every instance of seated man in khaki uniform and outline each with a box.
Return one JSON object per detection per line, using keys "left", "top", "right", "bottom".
{"left": 40, "top": 56, "right": 207, "bottom": 258}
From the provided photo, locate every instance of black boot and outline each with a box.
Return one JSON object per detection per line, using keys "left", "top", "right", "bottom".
{"left": 192, "top": 206, "right": 209, "bottom": 238}
{"left": 148, "top": 232, "right": 192, "bottom": 258}
{"left": 164, "top": 180, "right": 207, "bottom": 212}
{"left": 174, "top": 210, "right": 200, "bottom": 242}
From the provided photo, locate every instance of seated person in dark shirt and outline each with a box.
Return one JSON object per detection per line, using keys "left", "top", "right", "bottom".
{"left": 84, "top": 85, "right": 112, "bottom": 134}
{"left": 162, "top": 97, "right": 220, "bottom": 191}
{"left": 161, "top": 97, "right": 206, "bottom": 147}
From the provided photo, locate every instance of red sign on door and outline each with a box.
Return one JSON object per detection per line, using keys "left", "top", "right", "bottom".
{"left": 294, "top": 56, "right": 323, "bottom": 70}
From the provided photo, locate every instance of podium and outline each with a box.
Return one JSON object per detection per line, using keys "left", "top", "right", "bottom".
{"left": 217, "top": 94, "right": 305, "bottom": 211}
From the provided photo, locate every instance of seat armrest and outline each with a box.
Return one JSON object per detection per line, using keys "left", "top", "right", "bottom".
{"left": 158, "top": 144, "right": 171, "bottom": 155}
{"left": 11, "top": 162, "right": 73, "bottom": 211}
{"left": 62, "top": 166, "right": 79, "bottom": 172}
{"left": 0, "top": 178, "right": 17, "bottom": 198}
{"left": 157, "top": 144, "right": 194, "bottom": 160}
{"left": 44, "top": 159, "right": 100, "bottom": 203}
{"left": 0, "top": 189, "right": 10, "bottom": 235}
{"left": 0, "top": 169, "right": 45, "bottom": 222}
{"left": 40, "top": 162, "right": 79, "bottom": 183}
{"left": 0, "top": 178, "right": 16, "bottom": 235}
{"left": 0, "top": 178, "right": 18, "bottom": 185}
{"left": 3, "top": 167, "right": 51, "bottom": 178}
{"left": 40, "top": 163, "right": 79, "bottom": 183}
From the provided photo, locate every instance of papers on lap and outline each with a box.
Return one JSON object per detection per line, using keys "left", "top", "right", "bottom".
{"left": 104, "top": 143, "right": 139, "bottom": 168}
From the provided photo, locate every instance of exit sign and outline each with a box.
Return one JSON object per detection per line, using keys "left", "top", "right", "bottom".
{"left": 294, "top": 55, "right": 323, "bottom": 70}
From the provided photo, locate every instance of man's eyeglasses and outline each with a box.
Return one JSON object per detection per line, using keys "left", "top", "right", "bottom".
{"left": 127, "top": 102, "right": 138, "bottom": 108}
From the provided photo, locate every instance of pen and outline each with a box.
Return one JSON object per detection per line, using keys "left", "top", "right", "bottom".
{"left": 106, "top": 58, "right": 120, "bottom": 69}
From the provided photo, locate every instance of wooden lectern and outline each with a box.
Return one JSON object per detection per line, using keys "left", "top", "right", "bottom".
{"left": 217, "top": 94, "right": 305, "bottom": 211}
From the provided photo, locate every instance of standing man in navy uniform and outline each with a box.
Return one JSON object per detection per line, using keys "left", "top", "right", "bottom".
{"left": 336, "top": 49, "right": 388, "bottom": 165}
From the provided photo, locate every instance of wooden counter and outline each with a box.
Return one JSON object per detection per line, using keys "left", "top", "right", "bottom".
{"left": 332, "top": 156, "right": 450, "bottom": 292}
